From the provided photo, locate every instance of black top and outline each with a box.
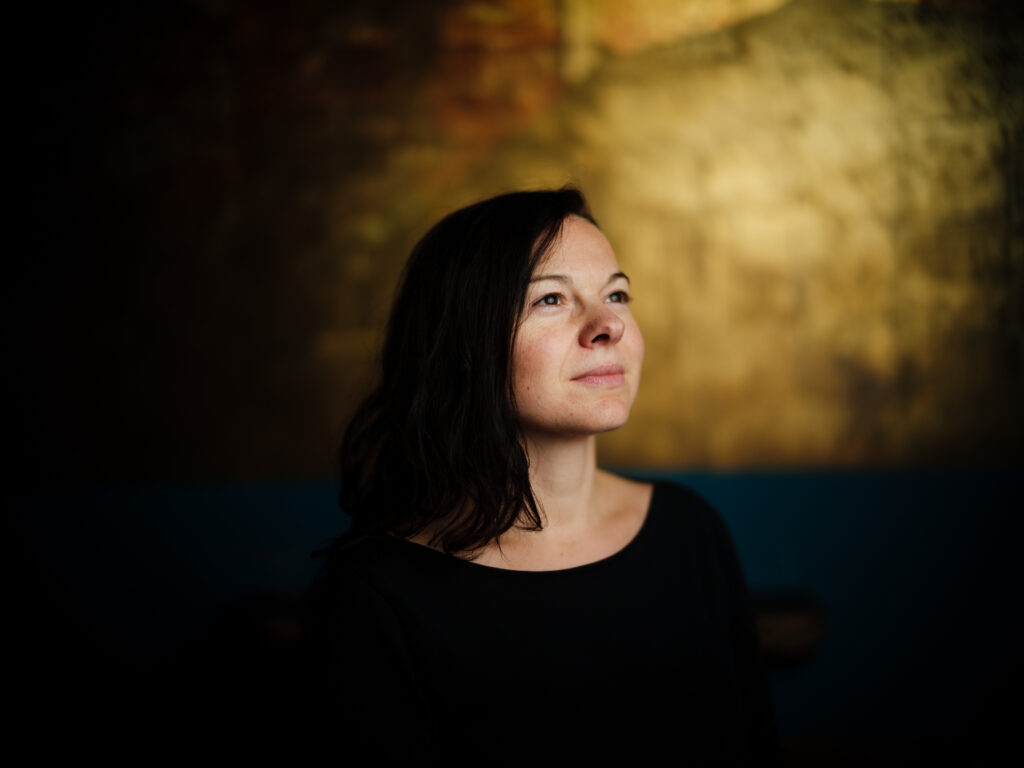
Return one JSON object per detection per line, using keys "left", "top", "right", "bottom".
{"left": 308, "top": 481, "right": 781, "bottom": 765}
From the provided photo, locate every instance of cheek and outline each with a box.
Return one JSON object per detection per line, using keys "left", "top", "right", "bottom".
{"left": 512, "top": 338, "right": 544, "bottom": 397}
{"left": 627, "top": 324, "right": 645, "bottom": 402}
{"left": 513, "top": 331, "right": 565, "bottom": 412}
{"left": 630, "top": 322, "right": 645, "bottom": 366}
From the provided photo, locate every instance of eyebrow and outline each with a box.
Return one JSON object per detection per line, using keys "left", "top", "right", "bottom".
{"left": 529, "top": 271, "right": 630, "bottom": 287}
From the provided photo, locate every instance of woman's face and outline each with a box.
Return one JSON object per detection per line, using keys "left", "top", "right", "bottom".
{"left": 513, "top": 215, "right": 644, "bottom": 439}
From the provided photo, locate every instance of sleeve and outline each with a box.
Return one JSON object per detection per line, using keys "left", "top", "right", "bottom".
{"left": 304, "top": 560, "right": 441, "bottom": 764}
{"left": 710, "top": 507, "right": 786, "bottom": 764}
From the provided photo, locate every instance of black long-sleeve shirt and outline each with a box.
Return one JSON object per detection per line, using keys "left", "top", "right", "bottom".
{"left": 308, "top": 481, "right": 781, "bottom": 764}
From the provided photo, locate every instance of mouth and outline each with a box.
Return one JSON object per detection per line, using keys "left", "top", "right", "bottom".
{"left": 572, "top": 364, "right": 626, "bottom": 388}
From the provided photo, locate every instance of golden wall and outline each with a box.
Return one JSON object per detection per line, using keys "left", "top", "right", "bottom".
{"left": 20, "top": 0, "right": 1021, "bottom": 478}
{"left": 321, "top": 0, "right": 1023, "bottom": 470}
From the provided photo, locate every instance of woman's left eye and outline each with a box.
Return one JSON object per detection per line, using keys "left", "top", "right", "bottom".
{"left": 606, "top": 290, "right": 630, "bottom": 304}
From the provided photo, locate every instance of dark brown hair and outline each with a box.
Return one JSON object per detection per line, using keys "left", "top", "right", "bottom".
{"left": 336, "top": 188, "right": 595, "bottom": 557}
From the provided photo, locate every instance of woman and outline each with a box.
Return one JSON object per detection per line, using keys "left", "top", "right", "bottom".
{"left": 309, "top": 189, "right": 781, "bottom": 764}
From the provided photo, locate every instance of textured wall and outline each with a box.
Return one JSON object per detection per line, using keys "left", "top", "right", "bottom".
{"left": 16, "top": 0, "right": 1022, "bottom": 479}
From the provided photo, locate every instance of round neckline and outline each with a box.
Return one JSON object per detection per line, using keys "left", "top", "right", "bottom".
{"left": 386, "top": 481, "right": 660, "bottom": 576}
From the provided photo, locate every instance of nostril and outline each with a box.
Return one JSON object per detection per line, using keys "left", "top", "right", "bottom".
{"left": 591, "top": 332, "right": 610, "bottom": 343}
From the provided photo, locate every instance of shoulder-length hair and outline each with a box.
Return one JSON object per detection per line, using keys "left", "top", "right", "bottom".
{"left": 338, "top": 188, "right": 595, "bottom": 557}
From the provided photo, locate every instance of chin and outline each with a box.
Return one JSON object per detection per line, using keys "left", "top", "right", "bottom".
{"left": 523, "top": 409, "right": 632, "bottom": 439}
{"left": 520, "top": 393, "right": 636, "bottom": 438}
{"left": 578, "top": 400, "right": 633, "bottom": 435}
{"left": 593, "top": 416, "right": 631, "bottom": 435}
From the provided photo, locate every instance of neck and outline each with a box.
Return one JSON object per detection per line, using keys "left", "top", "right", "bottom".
{"left": 523, "top": 433, "right": 599, "bottom": 530}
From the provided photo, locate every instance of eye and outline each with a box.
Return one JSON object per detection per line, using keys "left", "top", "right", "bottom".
{"left": 606, "top": 290, "right": 631, "bottom": 304}
{"left": 535, "top": 293, "right": 563, "bottom": 307}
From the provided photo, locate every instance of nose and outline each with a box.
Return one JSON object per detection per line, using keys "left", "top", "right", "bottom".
{"left": 579, "top": 303, "right": 625, "bottom": 348}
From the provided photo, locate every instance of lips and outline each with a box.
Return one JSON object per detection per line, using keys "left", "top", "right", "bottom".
{"left": 572, "top": 364, "right": 625, "bottom": 387}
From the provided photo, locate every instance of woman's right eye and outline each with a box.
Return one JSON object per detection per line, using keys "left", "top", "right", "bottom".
{"left": 536, "top": 293, "right": 562, "bottom": 306}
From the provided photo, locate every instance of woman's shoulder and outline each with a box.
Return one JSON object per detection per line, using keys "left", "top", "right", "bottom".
{"left": 314, "top": 531, "right": 417, "bottom": 598}
{"left": 649, "top": 478, "right": 716, "bottom": 511}
{"left": 642, "top": 478, "right": 732, "bottom": 541}
{"left": 596, "top": 470, "right": 711, "bottom": 508}
{"left": 594, "top": 469, "right": 654, "bottom": 517}
{"left": 591, "top": 473, "right": 727, "bottom": 551}
{"left": 592, "top": 472, "right": 719, "bottom": 529}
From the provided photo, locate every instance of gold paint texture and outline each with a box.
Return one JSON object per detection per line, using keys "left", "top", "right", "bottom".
{"left": 322, "top": 0, "right": 1022, "bottom": 468}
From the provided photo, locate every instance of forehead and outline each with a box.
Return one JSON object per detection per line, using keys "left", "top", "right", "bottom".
{"left": 536, "top": 215, "right": 619, "bottom": 272}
